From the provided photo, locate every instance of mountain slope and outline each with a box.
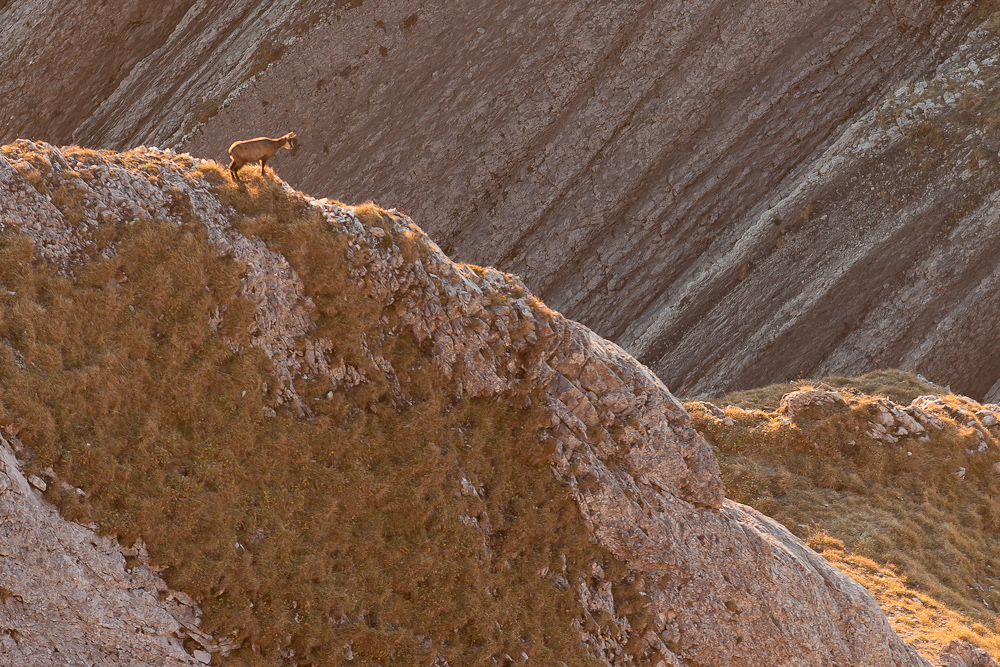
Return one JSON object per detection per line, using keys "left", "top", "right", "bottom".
{"left": 180, "top": 0, "right": 983, "bottom": 396}
{"left": 5, "top": 0, "right": 998, "bottom": 400}
{"left": 636, "top": 22, "right": 1000, "bottom": 399}
{"left": 0, "top": 0, "right": 344, "bottom": 148}
{"left": 0, "top": 140, "right": 957, "bottom": 665}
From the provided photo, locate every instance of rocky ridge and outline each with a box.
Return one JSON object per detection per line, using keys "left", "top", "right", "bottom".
{"left": 709, "top": 385, "right": 999, "bottom": 453}
{"left": 0, "top": 141, "right": 978, "bottom": 665}
{"left": 690, "top": 379, "right": 1000, "bottom": 662}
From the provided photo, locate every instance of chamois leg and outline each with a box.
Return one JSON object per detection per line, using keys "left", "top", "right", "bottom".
{"left": 229, "top": 159, "right": 244, "bottom": 184}
{"left": 260, "top": 157, "right": 267, "bottom": 177}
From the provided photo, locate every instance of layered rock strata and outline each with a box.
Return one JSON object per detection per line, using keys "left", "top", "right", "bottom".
{"left": 0, "top": 142, "right": 946, "bottom": 665}
{"left": 182, "top": 0, "right": 980, "bottom": 398}
{"left": 631, "top": 22, "right": 1000, "bottom": 400}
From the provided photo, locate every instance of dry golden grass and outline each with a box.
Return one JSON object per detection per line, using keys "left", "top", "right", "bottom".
{"left": 0, "top": 156, "right": 633, "bottom": 665}
{"left": 808, "top": 533, "right": 1000, "bottom": 664}
{"left": 350, "top": 200, "right": 386, "bottom": 228}
{"left": 687, "top": 373, "right": 1000, "bottom": 661}
{"left": 61, "top": 145, "right": 107, "bottom": 164}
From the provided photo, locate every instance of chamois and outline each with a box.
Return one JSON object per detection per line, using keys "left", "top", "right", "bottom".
{"left": 228, "top": 132, "right": 299, "bottom": 183}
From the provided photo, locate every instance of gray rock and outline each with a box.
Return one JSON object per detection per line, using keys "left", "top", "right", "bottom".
{"left": 941, "top": 639, "right": 1000, "bottom": 667}
{"left": 27, "top": 474, "right": 46, "bottom": 491}
{"left": 780, "top": 389, "right": 847, "bottom": 417}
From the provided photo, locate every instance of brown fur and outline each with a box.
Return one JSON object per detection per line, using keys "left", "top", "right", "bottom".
{"left": 228, "top": 132, "right": 298, "bottom": 183}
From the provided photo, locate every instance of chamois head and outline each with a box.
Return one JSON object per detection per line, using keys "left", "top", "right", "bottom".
{"left": 285, "top": 132, "right": 299, "bottom": 154}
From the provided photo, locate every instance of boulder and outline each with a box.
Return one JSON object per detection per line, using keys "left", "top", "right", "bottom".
{"left": 941, "top": 640, "right": 1000, "bottom": 667}
{"left": 780, "top": 389, "right": 848, "bottom": 418}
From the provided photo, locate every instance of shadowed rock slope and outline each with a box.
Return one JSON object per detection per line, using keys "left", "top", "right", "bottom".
{"left": 0, "top": 140, "right": 984, "bottom": 665}
{"left": 0, "top": 0, "right": 348, "bottom": 149}
{"left": 639, "top": 21, "right": 1000, "bottom": 401}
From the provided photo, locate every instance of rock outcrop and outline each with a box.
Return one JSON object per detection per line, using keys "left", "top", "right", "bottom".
{"left": 779, "top": 388, "right": 848, "bottom": 417}
{"left": 942, "top": 640, "right": 1000, "bottom": 667}
{"left": 0, "top": 433, "right": 211, "bottom": 666}
{"left": 0, "top": 141, "right": 955, "bottom": 664}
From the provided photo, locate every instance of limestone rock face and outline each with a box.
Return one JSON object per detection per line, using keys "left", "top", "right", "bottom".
{"left": 0, "top": 435, "right": 204, "bottom": 666}
{"left": 0, "top": 0, "right": 195, "bottom": 145}
{"left": 628, "top": 24, "right": 1000, "bottom": 400}
{"left": 0, "top": 142, "right": 956, "bottom": 665}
